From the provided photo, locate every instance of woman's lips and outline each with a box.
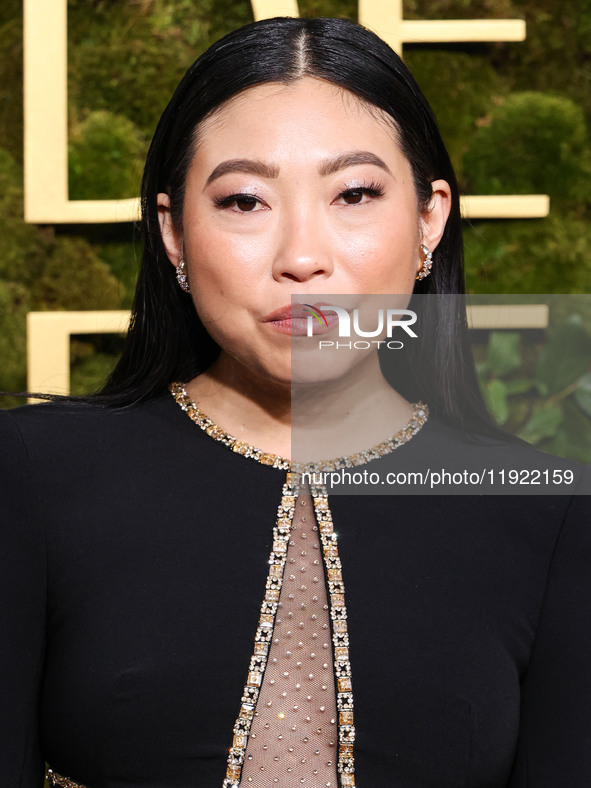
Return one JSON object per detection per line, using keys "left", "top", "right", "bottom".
{"left": 263, "top": 303, "right": 343, "bottom": 336}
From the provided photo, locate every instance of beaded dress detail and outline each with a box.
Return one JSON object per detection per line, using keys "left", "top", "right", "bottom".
{"left": 46, "top": 384, "right": 428, "bottom": 788}
{"left": 169, "top": 383, "right": 428, "bottom": 788}
{"left": 240, "top": 493, "right": 340, "bottom": 787}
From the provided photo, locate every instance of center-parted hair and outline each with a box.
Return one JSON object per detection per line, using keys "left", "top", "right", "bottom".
{"left": 99, "top": 16, "right": 494, "bottom": 436}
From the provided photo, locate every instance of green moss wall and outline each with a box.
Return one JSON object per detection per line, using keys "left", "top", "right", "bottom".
{"left": 1, "top": 0, "right": 590, "bottom": 403}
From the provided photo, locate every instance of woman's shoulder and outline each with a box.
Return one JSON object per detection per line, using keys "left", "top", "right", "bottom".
{"left": 418, "top": 413, "right": 581, "bottom": 468}
{"left": 398, "top": 412, "right": 590, "bottom": 495}
{"left": 3, "top": 398, "right": 110, "bottom": 426}
{"left": 0, "top": 394, "right": 201, "bottom": 512}
{"left": 0, "top": 393, "right": 181, "bottom": 460}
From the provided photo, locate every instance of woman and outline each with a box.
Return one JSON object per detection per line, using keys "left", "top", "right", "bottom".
{"left": 1, "top": 15, "right": 590, "bottom": 788}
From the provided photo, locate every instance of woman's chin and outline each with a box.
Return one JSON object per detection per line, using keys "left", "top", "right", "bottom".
{"left": 223, "top": 341, "right": 378, "bottom": 392}
{"left": 290, "top": 348, "right": 375, "bottom": 389}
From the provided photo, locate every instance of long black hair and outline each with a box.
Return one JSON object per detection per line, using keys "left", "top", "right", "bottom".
{"left": 87, "top": 16, "right": 494, "bottom": 434}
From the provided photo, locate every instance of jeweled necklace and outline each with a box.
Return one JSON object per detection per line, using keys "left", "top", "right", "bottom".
{"left": 170, "top": 382, "right": 428, "bottom": 788}
{"left": 169, "top": 382, "right": 428, "bottom": 475}
{"left": 47, "top": 385, "right": 428, "bottom": 788}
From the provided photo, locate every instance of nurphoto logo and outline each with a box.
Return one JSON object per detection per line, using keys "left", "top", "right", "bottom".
{"left": 303, "top": 304, "right": 418, "bottom": 350}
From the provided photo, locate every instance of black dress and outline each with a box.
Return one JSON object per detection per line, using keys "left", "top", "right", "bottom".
{"left": 1, "top": 390, "right": 590, "bottom": 788}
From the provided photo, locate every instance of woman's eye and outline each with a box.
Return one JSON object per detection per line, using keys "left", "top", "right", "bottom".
{"left": 336, "top": 184, "right": 385, "bottom": 205}
{"left": 214, "top": 184, "right": 385, "bottom": 211}
{"left": 214, "top": 194, "right": 265, "bottom": 212}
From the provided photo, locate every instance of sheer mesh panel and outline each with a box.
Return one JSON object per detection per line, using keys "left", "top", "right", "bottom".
{"left": 240, "top": 493, "right": 339, "bottom": 787}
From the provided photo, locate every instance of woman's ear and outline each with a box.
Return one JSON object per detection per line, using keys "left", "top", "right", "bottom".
{"left": 419, "top": 179, "right": 452, "bottom": 253}
{"left": 157, "top": 192, "right": 183, "bottom": 268}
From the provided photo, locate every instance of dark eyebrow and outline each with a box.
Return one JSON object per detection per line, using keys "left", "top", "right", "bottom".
{"left": 317, "top": 151, "right": 393, "bottom": 178}
{"left": 205, "top": 159, "right": 279, "bottom": 187}
{"left": 204, "top": 150, "right": 392, "bottom": 188}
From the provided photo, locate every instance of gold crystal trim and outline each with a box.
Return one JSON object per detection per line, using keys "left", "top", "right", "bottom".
{"left": 221, "top": 470, "right": 299, "bottom": 787}
{"left": 311, "top": 481, "right": 357, "bottom": 788}
{"left": 168, "top": 381, "right": 430, "bottom": 788}
{"left": 47, "top": 770, "right": 86, "bottom": 788}
{"left": 169, "top": 382, "right": 429, "bottom": 472}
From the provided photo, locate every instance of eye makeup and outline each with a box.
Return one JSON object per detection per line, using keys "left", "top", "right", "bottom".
{"left": 212, "top": 179, "right": 386, "bottom": 213}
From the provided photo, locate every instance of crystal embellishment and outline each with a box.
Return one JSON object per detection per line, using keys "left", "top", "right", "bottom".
{"left": 47, "top": 385, "right": 427, "bottom": 788}
{"left": 46, "top": 770, "right": 86, "bottom": 788}
{"left": 172, "top": 382, "right": 428, "bottom": 788}
{"left": 169, "top": 382, "right": 428, "bottom": 475}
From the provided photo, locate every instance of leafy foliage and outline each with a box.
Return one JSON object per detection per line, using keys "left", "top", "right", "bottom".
{"left": 463, "top": 92, "right": 591, "bottom": 213}
{"left": 405, "top": 50, "right": 505, "bottom": 173}
{"left": 69, "top": 111, "right": 147, "bottom": 200}
{"left": 0, "top": 280, "right": 30, "bottom": 403}
{"left": 70, "top": 350, "right": 120, "bottom": 397}
{"left": 464, "top": 215, "right": 591, "bottom": 294}
{"left": 406, "top": 0, "right": 520, "bottom": 20}
{"left": 0, "top": 148, "right": 126, "bottom": 405}
{"left": 30, "top": 236, "right": 124, "bottom": 311}
{"left": 0, "top": 18, "right": 24, "bottom": 163}
{"left": 67, "top": 0, "right": 254, "bottom": 140}
{"left": 0, "top": 0, "right": 590, "bottom": 462}
{"left": 477, "top": 315, "right": 591, "bottom": 462}
{"left": 488, "top": 1, "right": 591, "bottom": 127}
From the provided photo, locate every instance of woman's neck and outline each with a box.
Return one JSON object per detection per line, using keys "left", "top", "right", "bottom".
{"left": 184, "top": 351, "right": 414, "bottom": 462}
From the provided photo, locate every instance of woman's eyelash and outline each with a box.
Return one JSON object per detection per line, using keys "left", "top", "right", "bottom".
{"left": 337, "top": 181, "right": 385, "bottom": 201}
{"left": 212, "top": 180, "right": 386, "bottom": 211}
{"left": 213, "top": 193, "right": 262, "bottom": 210}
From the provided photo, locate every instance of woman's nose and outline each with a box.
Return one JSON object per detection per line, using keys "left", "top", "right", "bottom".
{"left": 271, "top": 211, "right": 334, "bottom": 283}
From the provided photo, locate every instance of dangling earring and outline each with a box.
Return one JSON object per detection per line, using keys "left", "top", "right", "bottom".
{"left": 416, "top": 244, "right": 433, "bottom": 280}
{"left": 176, "top": 257, "right": 190, "bottom": 293}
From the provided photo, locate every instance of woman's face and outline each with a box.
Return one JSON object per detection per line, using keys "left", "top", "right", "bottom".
{"left": 158, "top": 76, "right": 451, "bottom": 387}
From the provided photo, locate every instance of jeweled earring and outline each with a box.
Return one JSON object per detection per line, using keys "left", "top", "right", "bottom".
{"left": 416, "top": 244, "right": 433, "bottom": 280}
{"left": 176, "top": 257, "right": 190, "bottom": 293}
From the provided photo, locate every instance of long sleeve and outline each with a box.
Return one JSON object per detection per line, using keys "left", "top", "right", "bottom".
{"left": 0, "top": 411, "right": 47, "bottom": 786}
{"left": 507, "top": 481, "right": 591, "bottom": 786}
{"left": 1, "top": 395, "right": 588, "bottom": 787}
